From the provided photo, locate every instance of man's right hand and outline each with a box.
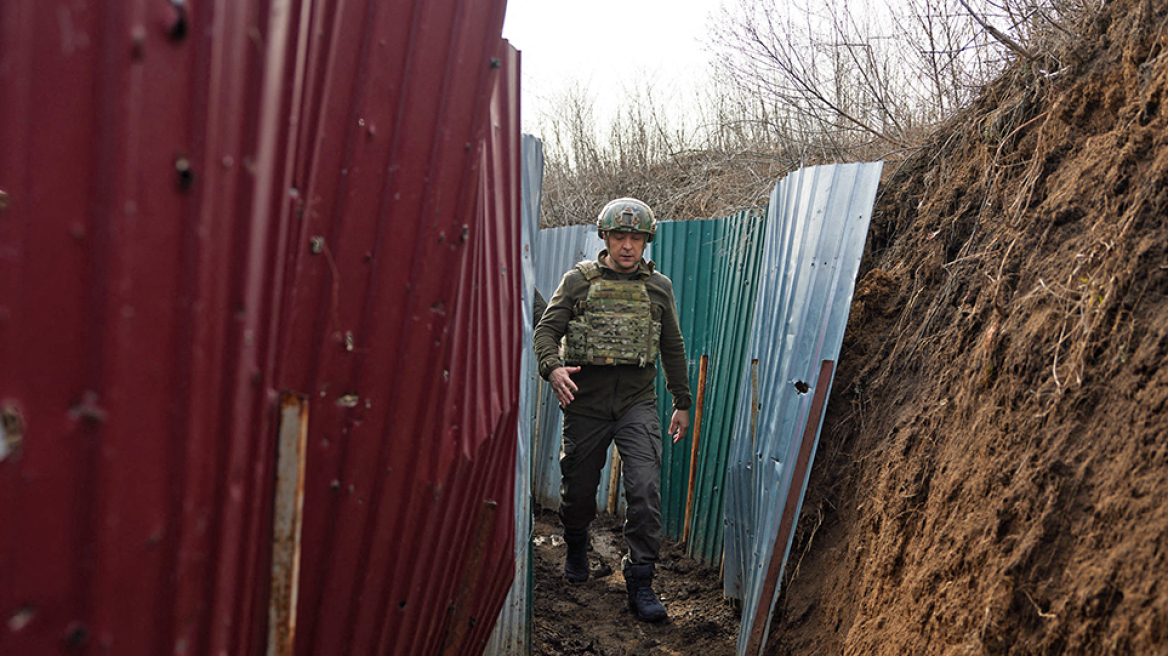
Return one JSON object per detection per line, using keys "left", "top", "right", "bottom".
{"left": 549, "top": 366, "right": 581, "bottom": 407}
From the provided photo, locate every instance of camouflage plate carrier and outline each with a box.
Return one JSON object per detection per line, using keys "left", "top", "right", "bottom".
{"left": 562, "top": 261, "right": 661, "bottom": 367}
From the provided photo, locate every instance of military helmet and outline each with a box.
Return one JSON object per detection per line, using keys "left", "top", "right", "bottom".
{"left": 597, "top": 197, "right": 656, "bottom": 243}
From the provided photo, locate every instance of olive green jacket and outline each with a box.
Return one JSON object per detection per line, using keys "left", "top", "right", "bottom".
{"left": 534, "top": 251, "right": 692, "bottom": 419}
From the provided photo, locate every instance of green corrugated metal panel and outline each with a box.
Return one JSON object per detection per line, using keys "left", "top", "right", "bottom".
{"left": 653, "top": 210, "right": 768, "bottom": 565}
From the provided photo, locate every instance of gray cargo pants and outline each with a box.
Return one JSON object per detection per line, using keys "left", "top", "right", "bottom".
{"left": 558, "top": 399, "right": 662, "bottom": 566}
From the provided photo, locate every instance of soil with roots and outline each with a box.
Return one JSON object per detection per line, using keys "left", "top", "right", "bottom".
{"left": 766, "top": 0, "right": 1168, "bottom": 653}
{"left": 535, "top": 0, "right": 1168, "bottom": 653}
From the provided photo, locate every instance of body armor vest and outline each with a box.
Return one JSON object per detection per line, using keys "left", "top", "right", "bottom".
{"left": 562, "top": 261, "right": 661, "bottom": 367}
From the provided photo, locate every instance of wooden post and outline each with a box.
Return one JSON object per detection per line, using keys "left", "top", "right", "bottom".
{"left": 683, "top": 355, "right": 709, "bottom": 544}
{"left": 607, "top": 449, "right": 623, "bottom": 515}
{"left": 745, "top": 360, "right": 835, "bottom": 656}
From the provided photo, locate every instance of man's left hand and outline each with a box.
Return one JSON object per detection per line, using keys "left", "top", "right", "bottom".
{"left": 669, "top": 409, "right": 689, "bottom": 444}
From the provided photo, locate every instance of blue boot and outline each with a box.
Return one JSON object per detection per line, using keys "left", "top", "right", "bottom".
{"left": 624, "top": 563, "right": 667, "bottom": 622}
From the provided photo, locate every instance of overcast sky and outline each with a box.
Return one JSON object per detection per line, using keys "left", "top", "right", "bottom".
{"left": 501, "top": 0, "right": 721, "bottom": 137}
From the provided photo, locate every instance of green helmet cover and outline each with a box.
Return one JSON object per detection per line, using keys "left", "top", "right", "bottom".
{"left": 597, "top": 197, "right": 656, "bottom": 243}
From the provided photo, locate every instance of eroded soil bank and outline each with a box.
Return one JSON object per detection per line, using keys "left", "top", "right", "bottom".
{"left": 771, "top": 0, "right": 1168, "bottom": 652}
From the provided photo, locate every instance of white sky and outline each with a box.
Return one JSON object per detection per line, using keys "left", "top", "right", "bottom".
{"left": 502, "top": 0, "right": 722, "bottom": 138}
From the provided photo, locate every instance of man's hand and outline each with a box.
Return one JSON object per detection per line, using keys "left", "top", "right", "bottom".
{"left": 669, "top": 409, "right": 689, "bottom": 444}
{"left": 549, "top": 366, "right": 581, "bottom": 407}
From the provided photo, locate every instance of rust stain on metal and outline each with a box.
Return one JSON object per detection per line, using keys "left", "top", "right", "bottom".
{"left": 440, "top": 499, "right": 498, "bottom": 655}
{"left": 268, "top": 393, "right": 309, "bottom": 656}
{"left": 746, "top": 360, "right": 835, "bottom": 656}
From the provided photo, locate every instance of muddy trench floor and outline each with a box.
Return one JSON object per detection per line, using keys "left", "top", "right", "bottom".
{"left": 531, "top": 508, "right": 740, "bottom": 656}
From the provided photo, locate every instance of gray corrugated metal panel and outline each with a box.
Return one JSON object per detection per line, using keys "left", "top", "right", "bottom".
{"left": 485, "top": 133, "right": 544, "bottom": 656}
{"left": 721, "top": 163, "right": 883, "bottom": 656}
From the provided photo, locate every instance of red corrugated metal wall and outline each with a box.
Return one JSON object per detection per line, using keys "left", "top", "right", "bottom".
{"left": 0, "top": 0, "right": 520, "bottom": 654}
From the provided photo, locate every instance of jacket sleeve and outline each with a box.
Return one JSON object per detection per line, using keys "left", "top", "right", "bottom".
{"left": 532, "top": 287, "right": 548, "bottom": 328}
{"left": 656, "top": 276, "right": 692, "bottom": 411}
{"left": 533, "top": 269, "right": 581, "bottom": 380}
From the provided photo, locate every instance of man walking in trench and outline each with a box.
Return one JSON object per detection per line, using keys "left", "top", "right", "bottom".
{"left": 533, "top": 197, "right": 692, "bottom": 622}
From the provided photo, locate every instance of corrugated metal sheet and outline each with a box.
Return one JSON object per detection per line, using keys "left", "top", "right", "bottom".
{"left": 1, "top": 2, "right": 520, "bottom": 655}
{"left": 278, "top": 3, "right": 517, "bottom": 650}
{"left": 721, "top": 163, "right": 883, "bottom": 656}
{"left": 484, "top": 133, "right": 546, "bottom": 656}
{"left": 651, "top": 212, "right": 768, "bottom": 565}
{"left": 0, "top": 2, "right": 300, "bottom": 654}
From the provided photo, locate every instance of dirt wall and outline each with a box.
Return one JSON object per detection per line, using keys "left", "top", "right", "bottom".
{"left": 770, "top": 0, "right": 1168, "bottom": 653}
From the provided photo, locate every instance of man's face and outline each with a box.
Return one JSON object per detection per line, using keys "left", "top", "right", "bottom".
{"left": 603, "top": 230, "right": 647, "bottom": 273}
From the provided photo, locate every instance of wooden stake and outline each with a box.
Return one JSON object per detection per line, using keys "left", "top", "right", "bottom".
{"left": 683, "top": 355, "right": 709, "bottom": 544}
{"left": 745, "top": 360, "right": 835, "bottom": 656}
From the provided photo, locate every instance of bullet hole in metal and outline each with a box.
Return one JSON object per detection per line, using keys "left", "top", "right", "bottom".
{"left": 131, "top": 27, "right": 146, "bottom": 60}
{"left": 330, "top": 480, "right": 341, "bottom": 490}
{"left": 0, "top": 405, "right": 25, "bottom": 462}
{"left": 398, "top": 601, "right": 407, "bottom": 609}
{"left": 459, "top": 225, "right": 469, "bottom": 244}
{"left": 0, "top": 189, "right": 9, "bottom": 212}
{"left": 310, "top": 236, "right": 324, "bottom": 254}
{"left": 490, "top": 57, "right": 501, "bottom": 69}
{"left": 175, "top": 156, "right": 194, "bottom": 191}
{"left": 344, "top": 331, "right": 355, "bottom": 352}
{"left": 335, "top": 394, "right": 359, "bottom": 408}
{"left": 794, "top": 380, "right": 810, "bottom": 394}
{"left": 68, "top": 391, "right": 108, "bottom": 424}
{"left": 168, "top": 0, "right": 188, "bottom": 41}
{"left": 64, "top": 622, "right": 88, "bottom": 648}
